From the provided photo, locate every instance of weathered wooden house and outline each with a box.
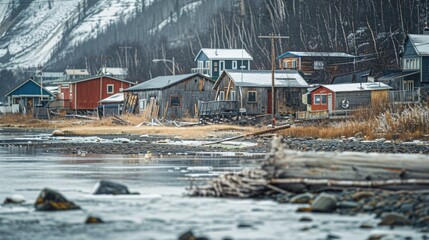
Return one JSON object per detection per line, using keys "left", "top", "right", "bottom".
{"left": 192, "top": 48, "right": 253, "bottom": 80}
{"left": 303, "top": 82, "right": 391, "bottom": 114}
{"left": 208, "top": 70, "right": 309, "bottom": 116}
{"left": 59, "top": 75, "right": 134, "bottom": 111}
{"left": 123, "top": 73, "right": 215, "bottom": 119}
{"left": 377, "top": 32, "right": 429, "bottom": 103}
{"left": 277, "top": 51, "right": 357, "bottom": 84}
{"left": 4, "top": 78, "right": 55, "bottom": 114}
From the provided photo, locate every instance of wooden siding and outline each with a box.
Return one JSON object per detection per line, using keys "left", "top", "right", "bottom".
{"left": 70, "top": 77, "right": 132, "bottom": 110}
{"left": 422, "top": 57, "right": 429, "bottom": 83}
{"left": 134, "top": 76, "right": 215, "bottom": 119}
{"left": 371, "top": 90, "right": 389, "bottom": 106}
{"left": 403, "top": 40, "right": 418, "bottom": 58}
{"left": 310, "top": 87, "right": 334, "bottom": 111}
{"left": 334, "top": 91, "right": 371, "bottom": 111}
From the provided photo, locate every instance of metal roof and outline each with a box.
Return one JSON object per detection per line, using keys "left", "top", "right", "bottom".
{"left": 64, "top": 69, "right": 89, "bottom": 75}
{"left": 278, "top": 51, "right": 356, "bottom": 59}
{"left": 320, "top": 82, "right": 392, "bottom": 93}
{"left": 377, "top": 71, "right": 419, "bottom": 82}
{"left": 124, "top": 73, "right": 207, "bottom": 91}
{"left": 67, "top": 75, "right": 135, "bottom": 85}
{"left": 194, "top": 48, "right": 253, "bottom": 61}
{"left": 98, "top": 67, "right": 128, "bottom": 76}
{"left": 5, "top": 78, "right": 55, "bottom": 97}
{"left": 407, "top": 34, "right": 429, "bottom": 55}
{"left": 332, "top": 70, "right": 371, "bottom": 84}
{"left": 218, "top": 70, "right": 309, "bottom": 88}
{"left": 99, "top": 93, "right": 124, "bottom": 103}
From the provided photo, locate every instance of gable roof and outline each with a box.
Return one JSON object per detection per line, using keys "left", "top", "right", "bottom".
{"left": 67, "top": 75, "right": 135, "bottom": 85}
{"left": 377, "top": 71, "right": 419, "bottom": 82}
{"left": 98, "top": 67, "right": 128, "bottom": 76}
{"left": 5, "top": 78, "right": 55, "bottom": 97}
{"left": 194, "top": 48, "right": 253, "bottom": 61}
{"left": 124, "top": 73, "right": 211, "bottom": 91}
{"left": 278, "top": 51, "right": 356, "bottom": 59}
{"left": 406, "top": 34, "right": 429, "bottom": 56}
{"left": 316, "top": 82, "right": 391, "bottom": 93}
{"left": 215, "top": 70, "right": 309, "bottom": 89}
{"left": 64, "top": 69, "right": 89, "bottom": 75}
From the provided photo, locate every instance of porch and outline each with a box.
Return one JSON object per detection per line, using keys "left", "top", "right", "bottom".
{"left": 198, "top": 100, "right": 240, "bottom": 123}
{"left": 389, "top": 88, "right": 421, "bottom": 103}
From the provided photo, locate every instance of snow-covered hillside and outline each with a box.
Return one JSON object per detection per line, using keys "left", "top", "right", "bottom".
{"left": 0, "top": 0, "right": 155, "bottom": 69}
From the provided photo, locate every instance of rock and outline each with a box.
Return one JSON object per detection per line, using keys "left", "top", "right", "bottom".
{"left": 299, "top": 216, "right": 313, "bottom": 222}
{"left": 367, "top": 234, "right": 386, "bottom": 240}
{"left": 178, "top": 230, "right": 209, "bottom": 240}
{"left": 237, "top": 223, "right": 253, "bottom": 228}
{"left": 34, "top": 188, "right": 80, "bottom": 211}
{"left": 85, "top": 216, "right": 104, "bottom": 224}
{"left": 417, "top": 216, "right": 429, "bottom": 227}
{"left": 354, "top": 132, "right": 363, "bottom": 138}
{"left": 92, "top": 180, "right": 138, "bottom": 195}
{"left": 290, "top": 193, "right": 314, "bottom": 204}
{"left": 352, "top": 191, "right": 374, "bottom": 201}
{"left": 359, "top": 222, "right": 374, "bottom": 229}
{"left": 296, "top": 207, "right": 313, "bottom": 212}
{"left": 338, "top": 201, "right": 360, "bottom": 209}
{"left": 52, "top": 130, "right": 64, "bottom": 136}
{"left": 311, "top": 194, "right": 337, "bottom": 213}
{"left": 326, "top": 233, "right": 341, "bottom": 239}
{"left": 112, "top": 138, "right": 131, "bottom": 143}
{"left": 3, "top": 194, "right": 26, "bottom": 204}
{"left": 378, "top": 212, "right": 411, "bottom": 226}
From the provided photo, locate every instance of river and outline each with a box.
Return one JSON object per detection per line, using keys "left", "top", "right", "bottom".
{"left": 0, "top": 133, "right": 424, "bottom": 240}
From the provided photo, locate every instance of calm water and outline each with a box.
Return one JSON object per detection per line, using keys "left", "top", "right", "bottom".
{"left": 0, "top": 134, "right": 425, "bottom": 240}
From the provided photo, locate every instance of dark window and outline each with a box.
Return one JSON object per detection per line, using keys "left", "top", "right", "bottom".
{"left": 321, "top": 95, "right": 327, "bottom": 104}
{"left": 248, "top": 91, "right": 257, "bottom": 102}
{"left": 107, "top": 84, "right": 114, "bottom": 94}
{"left": 170, "top": 97, "right": 181, "bottom": 107}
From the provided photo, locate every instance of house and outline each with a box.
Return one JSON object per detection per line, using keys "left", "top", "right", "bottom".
{"left": 303, "top": 82, "right": 392, "bottom": 114}
{"left": 63, "top": 69, "right": 90, "bottom": 80}
{"left": 34, "top": 72, "right": 64, "bottom": 86}
{"left": 59, "top": 75, "right": 134, "bottom": 111}
{"left": 97, "top": 67, "right": 128, "bottom": 79}
{"left": 210, "top": 70, "right": 309, "bottom": 116}
{"left": 192, "top": 48, "right": 253, "bottom": 80}
{"left": 4, "top": 78, "right": 55, "bottom": 114}
{"left": 123, "top": 73, "right": 215, "bottom": 119}
{"left": 377, "top": 31, "right": 429, "bottom": 103}
{"left": 277, "top": 51, "right": 357, "bottom": 84}
{"left": 98, "top": 93, "right": 124, "bottom": 117}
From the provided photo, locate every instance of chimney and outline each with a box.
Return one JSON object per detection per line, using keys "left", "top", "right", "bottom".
{"left": 424, "top": 22, "right": 429, "bottom": 35}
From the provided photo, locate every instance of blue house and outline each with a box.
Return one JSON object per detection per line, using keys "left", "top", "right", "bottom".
{"left": 192, "top": 48, "right": 253, "bottom": 80}
{"left": 378, "top": 31, "right": 429, "bottom": 103}
{"left": 4, "top": 78, "right": 55, "bottom": 114}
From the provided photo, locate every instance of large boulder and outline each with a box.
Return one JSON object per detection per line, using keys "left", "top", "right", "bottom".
{"left": 378, "top": 212, "right": 411, "bottom": 226}
{"left": 34, "top": 188, "right": 80, "bottom": 211}
{"left": 311, "top": 193, "right": 337, "bottom": 213}
{"left": 290, "top": 193, "right": 314, "bottom": 204}
{"left": 92, "top": 180, "right": 138, "bottom": 195}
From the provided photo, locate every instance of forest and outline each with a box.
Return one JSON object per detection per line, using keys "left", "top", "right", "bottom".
{"left": 1, "top": 0, "right": 428, "bottom": 97}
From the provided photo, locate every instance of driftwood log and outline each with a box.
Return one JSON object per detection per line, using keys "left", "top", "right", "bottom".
{"left": 188, "top": 137, "right": 429, "bottom": 197}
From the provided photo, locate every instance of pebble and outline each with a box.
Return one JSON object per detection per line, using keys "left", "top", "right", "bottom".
{"left": 290, "top": 193, "right": 314, "bottom": 204}
{"left": 311, "top": 193, "right": 337, "bottom": 213}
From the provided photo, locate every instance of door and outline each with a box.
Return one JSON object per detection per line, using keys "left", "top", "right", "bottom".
{"left": 327, "top": 94, "right": 333, "bottom": 114}
{"left": 267, "top": 90, "right": 272, "bottom": 114}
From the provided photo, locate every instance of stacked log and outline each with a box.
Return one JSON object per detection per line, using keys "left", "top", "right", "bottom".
{"left": 188, "top": 137, "right": 429, "bottom": 197}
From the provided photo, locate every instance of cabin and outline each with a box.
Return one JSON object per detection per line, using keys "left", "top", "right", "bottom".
{"left": 303, "top": 82, "right": 392, "bottom": 115}
{"left": 98, "top": 93, "right": 124, "bottom": 117}
{"left": 4, "top": 78, "right": 55, "bottom": 114}
{"left": 377, "top": 31, "right": 429, "bottom": 103}
{"left": 123, "top": 73, "right": 215, "bottom": 119}
{"left": 277, "top": 51, "right": 357, "bottom": 84}
{"left": 63, "top": 69, "right": 90, "bottom": 81}
{"left": 204, "top": 70, "right": 309, "bottom": 118}
{"left": 192, "top": 48, "right": 253, "bottom": 80}
{"left": 59, "top": 76, "right": 134, "bottom": 111}
{"left": 97, "top": 67, "right": 128, "bottom": 79}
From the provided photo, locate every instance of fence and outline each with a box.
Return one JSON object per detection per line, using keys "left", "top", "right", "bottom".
{"left": 390, "top": 88, "right": 420, "bottom": 103}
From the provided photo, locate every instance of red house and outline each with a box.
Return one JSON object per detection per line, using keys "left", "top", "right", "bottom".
{"left": 59, "top": 76, "right": 134, "bottom": 110}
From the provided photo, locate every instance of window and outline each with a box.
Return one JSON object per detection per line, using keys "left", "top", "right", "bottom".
{"left": 107, "top": 84, "right": 114, "bottom": 94}
{"left": 403, "top": 80, "right": 414, "bottom": 91}
{"left": 198, "top": 61, "right": 204, "bottom": 69}
{"left": 219, "top": 61, "right": 225, "bottom": 72}
{"left": 230, "top": 91, "right": 236, "bottom": 100}
{"left": 314, "top": 61, "right": 324, "bottom": 70}
{"left": 314, "top": 94, "right": 327, "bottom": 105}
{"left": 247, "top": 91, "right": 257, "bottom": 102}
{"left": 139, "top": 99, "right": 147, "bottom": 111}
{"left": 206, "top": 61, "right": 211, "bottom": 69}
{"left": 232, "top": 61, "right": 238, "bottom": 69}
{"left": 170, "top": 97, "right": 181, "bottom": 107}
{"left": 218, "top": 91, "right": 225, "bottom": 101}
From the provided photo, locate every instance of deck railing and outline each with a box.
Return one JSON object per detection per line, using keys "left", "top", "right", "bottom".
{"left": 191, "top": 68, "right": 210, "bottom": 75}
{"left": 390, "top": 88, "right": 421, "bottom": 103}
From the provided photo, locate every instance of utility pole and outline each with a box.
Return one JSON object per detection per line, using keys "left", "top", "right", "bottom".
{"left": 119, "top": 46, "right": 132, "bottom": 72}
{"left": 259, "top": 34, "right": 289, "bottom": 128}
